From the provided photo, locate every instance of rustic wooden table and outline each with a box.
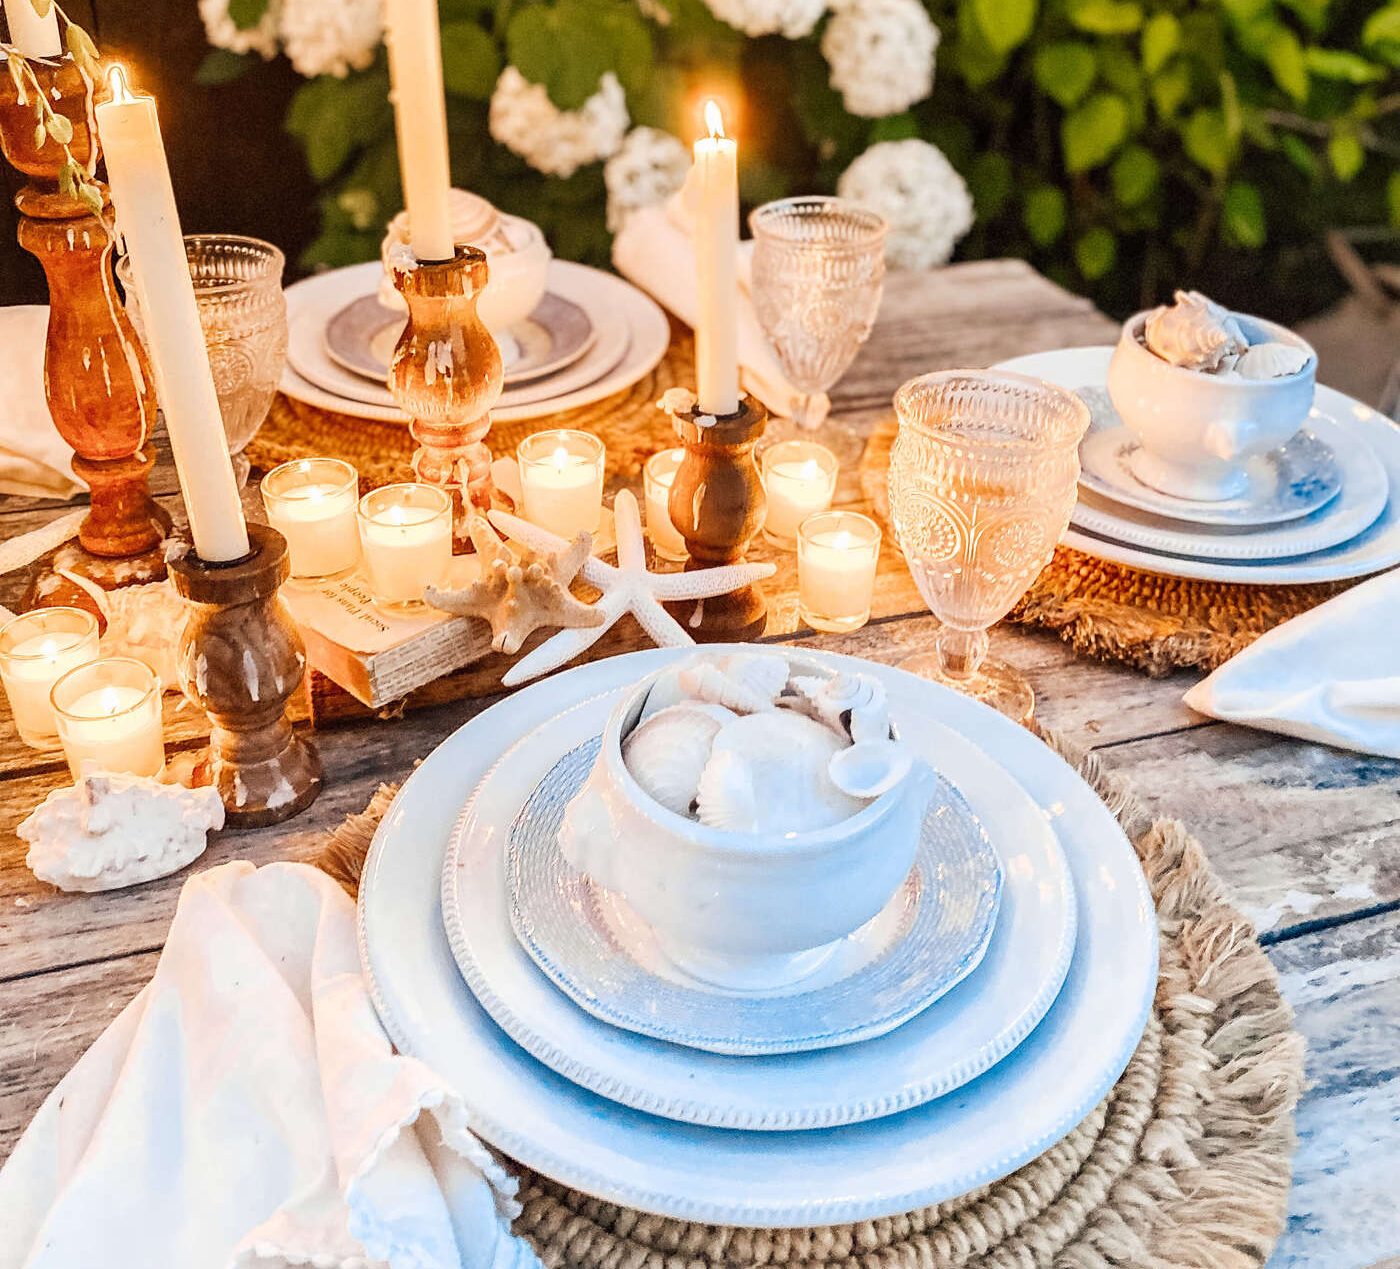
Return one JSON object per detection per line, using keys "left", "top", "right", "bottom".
{"left": 0, "top": 262, "right": 1395, "bottom": 1269}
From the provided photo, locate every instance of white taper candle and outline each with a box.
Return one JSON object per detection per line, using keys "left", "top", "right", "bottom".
{"left": 693, "top": 100, "right": 739, "bottom": 417}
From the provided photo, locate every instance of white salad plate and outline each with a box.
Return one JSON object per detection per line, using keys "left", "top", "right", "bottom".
{"left": 441, "top": 688, "right": 1074, "bottom": 1128}
{"left": 359, "top": 647, "right": 1157, "bottom": 1227}
{"left": 281, "top": 260, "right": 668, "bottom": 425}
{"left": 1075, "top": 384, "right": 1347, "bottom": 527}
{"left": 999, "top": 347, "right": 1400, "bottom": 585}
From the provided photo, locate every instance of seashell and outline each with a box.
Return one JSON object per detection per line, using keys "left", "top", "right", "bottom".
{"left": 694, "top": 711, "right": 864, "bottom": 834}
{"left": 1143, "top": 290, "right": 1247, "bottom": 373}
{"left": 677, "top": 652, "right": 789, "bottom": 715}
{"left": 828, "top": 740, "right": 915, "bottom": 800}
{"left": 788, "top": 671, "right": 890, "bottom": 744}
{"left": 622, "top": 703, "right": 735, "bottom": 815}
{"left": 1233, "top": 341, "right": 1310, "bottom": 380}
{"left": 18, "top": 772, "right": 224, "bottom": 893}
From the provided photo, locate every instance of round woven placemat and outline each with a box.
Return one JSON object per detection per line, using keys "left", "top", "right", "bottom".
{"left": 321, "top": 727, "right": 1304, "bottom": 1269}
{"left": 861, "top": 416, "right": 1359, "bottom": 677}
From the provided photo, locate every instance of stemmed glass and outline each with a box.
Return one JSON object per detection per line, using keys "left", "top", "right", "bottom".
{"left": 749, "top": 196, "right": 886, "bottom": 429}
{"left": 888, "top": 370, "right": 1090, "bottom": 722}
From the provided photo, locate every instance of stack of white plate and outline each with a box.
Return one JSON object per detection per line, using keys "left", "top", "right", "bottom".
{"left": 359, "top": 646, "right": 1158, "bottom": 1226}
{"left": 999, "top": 347, "right": 1400, "bottom": 584}
{"left": 281, "top": 260, "right": 670, "bottom": 425}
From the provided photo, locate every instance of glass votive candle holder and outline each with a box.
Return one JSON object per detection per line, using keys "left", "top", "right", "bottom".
{"left": 356, "top": 482, "right": 453, "bottom": 612}
{"left": 798, "top": 510, "right": 882, "bottom": 634}
{"left": 261, "top": 457, "right": 361, "bottom": 581}
{"left": 50, "top": 656, "right": 165, "bottom": 780}
{"left": 761, "top": 440, "right": 839, "bottom": 549}
{"left": 0, "top": 607, "right": 101, "bottom": 748}
{"left": 517, "top": 429, "right": 606, "bottom": 539}
{"left": 643, "top": 447, "right": 687, "bottom": 561}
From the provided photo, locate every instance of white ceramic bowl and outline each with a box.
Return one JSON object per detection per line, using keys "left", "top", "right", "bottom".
{"left": 1107, "top": 310, "right": 1316, "bottom": 501}
{"left": 558, "top": 662, "right": 938, "bottom": 992}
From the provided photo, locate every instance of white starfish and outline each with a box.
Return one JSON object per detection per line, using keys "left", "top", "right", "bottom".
{"left": 489, "top": 489, "right": 775, "bottom": 687}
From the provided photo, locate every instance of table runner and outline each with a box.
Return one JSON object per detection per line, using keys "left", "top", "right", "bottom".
{"left": 319, "top": 727, "right": 1305, "bottom": 1269}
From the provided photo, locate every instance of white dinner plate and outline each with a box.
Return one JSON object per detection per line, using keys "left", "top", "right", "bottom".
{"left": 442, "top": 689, "right": 1074, "bottom": 1128}
{"left": 999, "top": 347, "right": 1400, "bottom": 584}
{"left": 359, "top": 647, "right": 1157, "bottom": 1227}
{"left": 281, "top": 260, "right": 668, "bottom": 425}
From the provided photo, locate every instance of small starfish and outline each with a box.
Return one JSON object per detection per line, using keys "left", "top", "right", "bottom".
{"left": 489, "top": 489, "right": 775, "bottom": 687}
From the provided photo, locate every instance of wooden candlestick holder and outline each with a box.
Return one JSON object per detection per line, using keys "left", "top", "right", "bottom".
{"left": 0, "top": 53, "right": 165, "bottom": 587}
{"left": 386, "top": 245, "right": 503, "bottom": 550}
{"left": 169, "top": 524, "right": 322, "bottom": 828}
{"left": 666, "top": 393, "right": 769, "bottom": 640}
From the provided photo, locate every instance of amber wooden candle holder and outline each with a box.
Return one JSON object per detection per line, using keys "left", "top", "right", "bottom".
{"left": 169, "top": 524, "right": 322, "bottom": 827}
{"left": 386, "top": 244, "right": 503, "bottom": 550}
{"left": 666, "top": 393, "right": 769, "bottom": 640}
{"left": 0, "top": 53, "right": 165, "bottom": 585}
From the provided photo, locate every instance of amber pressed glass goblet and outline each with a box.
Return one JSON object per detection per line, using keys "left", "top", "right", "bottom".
{"left": 888, "top": 370, "right": 1090, "bottom": 722}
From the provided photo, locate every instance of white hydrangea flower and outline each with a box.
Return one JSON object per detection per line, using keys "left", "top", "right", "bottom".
{"left": 199, "top": 0, "right": 280, "bottom": 58}
{"left": 820, "top": 0, "right": 937, "bottom": 118}
{"left": 604, "top": 126, "right": 690, "bottom": 231}
{"left": 278, "top": 0, "right": 382, "bottom": 78}
{"left": 488, "top": 67, "right": 629, "bottom": 178}
{"left": 837, "top": 139, "right": 973, "bottom": 270}
{"left": 702, "top": 0, "right": 826, "bottom": 38}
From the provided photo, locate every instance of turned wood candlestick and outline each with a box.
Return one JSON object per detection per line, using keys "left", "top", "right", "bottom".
{"left": 386, "top": 245, "right": 503, "bottom": 550}
{"left": 169, "top": 524, "right": 322, "bottom": 827}
{"left": 666, "top": 394, "right": 769, "bottom": 640}
{"left": 0, "top": 53, "right": 165, "bottom": 585}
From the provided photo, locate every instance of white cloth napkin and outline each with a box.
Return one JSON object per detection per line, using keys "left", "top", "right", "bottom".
{"left": 0, "top": 860, "right": 540, "bottom": 1269}
{"left": 0, "top": 306, "right": 81, "bottom": 499}
{"left": 1183, "top": 567, "right": 1400, "bottom": 757}
{"left": 612, "top": 198, "right": 830, "bottom": 425}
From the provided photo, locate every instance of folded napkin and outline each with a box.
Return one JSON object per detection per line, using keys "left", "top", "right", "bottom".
{"left": 0, "top": 860, "right": 539, "bottom": 1269}
{"left": 0, "top": 306, "right": 81, "bottom": 499}
{"left": 613, "top": 198, "right": 830, "bottom": 426}
{"left": 1183, "top": 568, "right": 1400, "bottom": 758}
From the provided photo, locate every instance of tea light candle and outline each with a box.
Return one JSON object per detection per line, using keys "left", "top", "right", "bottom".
{"left": 262, "top": 458, "right": 361, "bottom": 581}
{"left": 643, "top": 448, "right": 687, "bottom": 561}
{"left": 357, "top": 483, "right": 453, "bottom": 611}
{"left": 761, "top": 440, "right": 839, "bottom": 548}
{"left": 0, "top": 608, "right": 101, "bottom": 748}
{"left": 51, "top": 657, "right": 165, "bottom": 780}
{"left": 517, "top": 430, "right": 605, "bottom": 539}
{"left": 798, "top": 510, "right": 881, "bottom": 633}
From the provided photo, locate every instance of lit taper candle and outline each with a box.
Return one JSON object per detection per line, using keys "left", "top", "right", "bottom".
{"left": 693, "top": 100, "right": 739, "bottom": 417}
{"left": 95, "top": 65, "right": 250, "bottom": 563}
{"left": 3, "top": 0, "right": 61, "bottom": 58}
{"left": 383, "top": 0, "right": 454, "bottom": 261}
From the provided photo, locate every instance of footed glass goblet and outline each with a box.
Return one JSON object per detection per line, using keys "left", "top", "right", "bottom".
{"left": 749, "top": 196, "right": 886, "bottom": 429}
{"left": 888, "top": 370, "right": 1090, "bottom": 722}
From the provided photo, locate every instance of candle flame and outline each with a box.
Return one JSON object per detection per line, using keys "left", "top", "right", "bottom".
{"left": 799, "top": 459, "right": 821, "bottom": 480}
{"left": 551, "top": 445, "right": 570, "bottom": 470}
{"left": 383, "top": 504, "right": 408, "bottom": 526}
{"left": 37, "top": 637, "right": 61, "bottom": 660}
{"left": 832, "top": 531, "right": 853, "bottom": 550}
{"left": 106, "top": 63, "right": 135, "bottom": 104}
{"left": 96, "top": 686, "right": 125, "bottom": 716}
{"left": 704, "top": 99, "right": 726, "bottom": 141}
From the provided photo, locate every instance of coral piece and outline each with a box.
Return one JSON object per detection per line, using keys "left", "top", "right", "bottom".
{"left": 622, "top": 703, "right": 735, "bottom": 816}
{"left": 426, "top": 517, "right": 604, "bottom": 656}
{"left": 1142, "top": 290, "right": 1247, "bottom": 373}
{"left": 488, "top": 490, "right": 776, "bottom": 686}
{"left": 1234, "top": 341, "right": 1311, "bottom": 380}
{"left": 19, "top": 772, "right": 224, "bottom": 893}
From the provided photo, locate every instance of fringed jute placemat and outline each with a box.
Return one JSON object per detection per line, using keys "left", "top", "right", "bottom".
{"left": 860, "top": 416, "right": 1360, "bottom": 678}
{"left": 319, "top": 726, "right": 1305, "bottom": 1269}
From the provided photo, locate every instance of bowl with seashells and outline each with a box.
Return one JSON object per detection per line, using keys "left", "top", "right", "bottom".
{"left": 557, "top": 650, "right": 938, "bottom": 991}
{"left": 1107, "top": 290, "right": 1316, "bottom": 501}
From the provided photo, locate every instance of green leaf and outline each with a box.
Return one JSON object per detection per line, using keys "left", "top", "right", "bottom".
{"left": 77, "top": 181, "right": 104, "bottom": 218}
{"left": 507, "top": 0, "right": 652, "bottom": 110}
{"left": 1110, "top": 143, "right": 1159, "bottom": 206}
{"left": 1182, "top": 107, "right": 1235, "bottom": 176}
{"left": 869, "top": 112, "right": 919, "bottom": 142}
{"left": 1223, "top": 180, "right": 1266, "bottom": 247}
{"left": 64, "top": 23, "right": 101, "bottom": 79}
{"left": 1074, "top": 227, "right": 1116, "bottom": 279}
{"left": 1140, "top": 13, "right": 1180, "bottom": 75}
{"left": 1065, "top": 0, "right": 1142, "bottom": 36}
{"left": 968, "top": 151, "right": 1013, "bottom": 218}
{"left": 1303, "top": 48, "right": 1386, "bottom": 83}
{"left": 1149, "top": 59, "right": 1190, "bottom": 119}
{"left": 950, "top": 0, "right": 1009, "bottom": 88}
{"left": 1327, "top": 128, "right": 1364, "bottom": 181}
{"left": 1278, "top": 0, "right": 1329, "bottom": 32}
{"left": 1061, "top": 91, "right": 1129, "bottom": 173}
{"left": 1388, "top": 170, "right": 1400, "bottom": 228}
{"left": 439, "top": 21, "right": 501, "bottom": 98}
{"left": 1032, "top": 42, "right": 1097, "bottom": 109}
{"left": 227, "top": 0, "right": 269, "bottom": 30}
{"left": 1263, "top": 25, "right": 1309, "bottom": 103}
{"left": 973, "top": 0, "right": 1037, "bottom": 55}
{"left": 1024, "top": 185, "right": 1067, "bottom": 246}
{"left": 1279, "top": 132, "right": 1317, "bottom": 178}
{"left": 288, "top": 72, "right": 394, "bottom": 181}
{"left": 196, "top": 49, "right": 253, "bottom": 86}
{"left": 1219, "top": 0, "right": 1269, "bottom": 23}
{"left": 1362, "top": 6, "right": 1400, "bottom": 68}
{"left": 44, "top": 111, "right": 72, "bottom": 145}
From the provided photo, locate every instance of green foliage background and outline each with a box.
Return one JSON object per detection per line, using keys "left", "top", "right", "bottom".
{"left": 207, "top": 0, "right": 1400, "bottom": 320}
